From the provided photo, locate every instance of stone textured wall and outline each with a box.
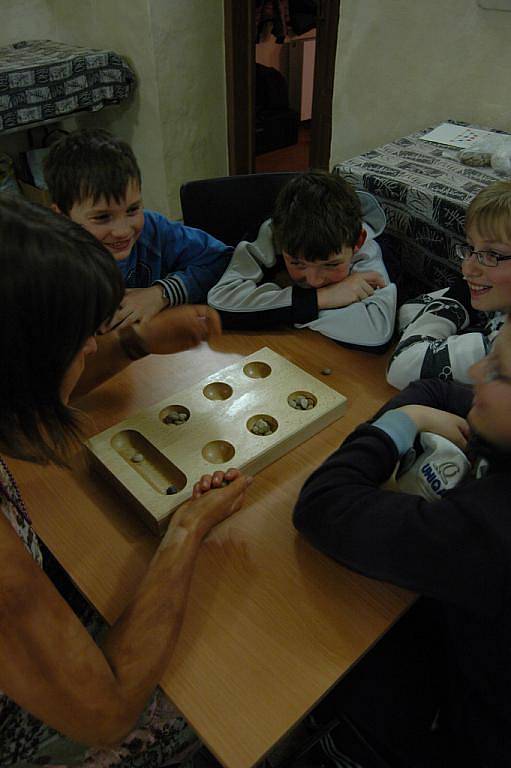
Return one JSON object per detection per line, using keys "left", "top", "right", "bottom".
{"left": 330, "top": 0, "right": 511, "bottom": 165}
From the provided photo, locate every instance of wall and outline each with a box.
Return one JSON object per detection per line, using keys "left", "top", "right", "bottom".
{"left": 0, "top": 0, "right": 56, "bottom": 45}
{"left": 149, "top": 0, "right": 228, "bottom": 217}
{"left": 330, "top": 0, "right": 511, "bottom": 164}
{"left": 0, "top": 0, "right": 229, "bottom": 217}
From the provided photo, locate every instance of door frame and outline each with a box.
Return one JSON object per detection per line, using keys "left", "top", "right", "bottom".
{"left": 224, "top": 0, "right": 341, "bottom": 174}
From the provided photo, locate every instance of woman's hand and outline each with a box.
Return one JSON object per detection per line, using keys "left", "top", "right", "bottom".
{"left": 168, "top": 469, "right": 252, "bottom": 541}
{"left": 136, "top": 304, "right": 222, "bottom": 354}
{"left": 191, "top": 467, "right": 242, "bottom": 497}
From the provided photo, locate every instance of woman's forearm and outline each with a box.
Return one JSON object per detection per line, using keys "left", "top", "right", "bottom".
{"left": 99, "top": 515, "right": 204, "bottom": 743}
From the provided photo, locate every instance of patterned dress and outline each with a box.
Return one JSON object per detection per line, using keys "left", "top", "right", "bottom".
{"left": 0, "top": 457, "right": 199, "bottom": 768}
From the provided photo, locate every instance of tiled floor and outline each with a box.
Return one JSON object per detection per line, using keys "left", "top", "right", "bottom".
{"left": 255, "top": 124, "right": 311, "bottom": 173}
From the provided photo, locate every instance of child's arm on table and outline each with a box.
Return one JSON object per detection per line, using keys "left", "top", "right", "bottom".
{"left": 104, "top": 216, "right": 232, "bottom": 330}
{"left": 316, "top": 271, "right": 386, "bottom": 309}
{"left": 105, "top": 286, "right": 170, "bottom": 330}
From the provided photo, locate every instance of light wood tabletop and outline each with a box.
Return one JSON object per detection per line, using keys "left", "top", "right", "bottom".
{"left": 11, "top": 328, "right": 415, "bottom": 768}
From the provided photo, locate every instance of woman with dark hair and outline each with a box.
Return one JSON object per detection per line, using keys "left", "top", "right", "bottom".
{"left": 0, "top": 196, "right": 251, "bottom": 767}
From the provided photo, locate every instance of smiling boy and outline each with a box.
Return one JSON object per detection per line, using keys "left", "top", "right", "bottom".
{"left": 44, "top": 129, "right": 232, "bottom": 328}
{"left": 207, "top": 171, "right": 397, "bottom": 351}
{"left": 387, "top": 180, "right": 511, "bottom": 388}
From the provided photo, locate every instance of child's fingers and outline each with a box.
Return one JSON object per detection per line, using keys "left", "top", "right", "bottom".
{"left": 455, "top": 418, "right": 470, "bottom": 451}
{"left": 114, "top": 313, "right": 138, "bottom": 330}
{"left": 195, "top": 306, "right": 222, "bottom": 337}
{"left": 358, "top": 281, "right": 374, "bottom": 299}
{"left": 362, "top": 271, "right": 386, "bottom": 288}
{"left": 459, "top": 419, "right": 471, "bottom": 440}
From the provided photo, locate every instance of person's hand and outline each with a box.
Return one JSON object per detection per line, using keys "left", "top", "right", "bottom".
{"left": 396, "top": 405, "right": 470, "bottom": 451}
{"left": 317, "top": 271, "right": 386, "bottom": 309}
{"left": 104, "top": 286, "right": 168, "bottom": 331}
{"left": 168, "top": 470, "right": 253, "bottom": 540}
{"left": 191, "top": 467, "right": 242, "bottom": 497}
{"left": 125, "top": 304, "right": 222, "bottom": 356}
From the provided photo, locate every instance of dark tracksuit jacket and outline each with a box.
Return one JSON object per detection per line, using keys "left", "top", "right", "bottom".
{"left": 294, "top": 378, "right": 511, "bottom": 767}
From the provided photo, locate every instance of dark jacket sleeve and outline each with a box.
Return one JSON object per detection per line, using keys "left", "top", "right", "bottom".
{"left": 372, "top": 378, "right": 474, "bottom": 421}
{"left": 217, "top": 285, "right": 318, "bottom": 330}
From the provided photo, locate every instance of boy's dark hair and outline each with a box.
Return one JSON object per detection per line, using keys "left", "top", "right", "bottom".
{"left": 0, "top": 195, "right": 123, "bottom": 465}
{"left": 272, "top": 170, "right": 362, "bottom": 261}
{"left": 44, "top": 128, "right": 142, "bottom": 214}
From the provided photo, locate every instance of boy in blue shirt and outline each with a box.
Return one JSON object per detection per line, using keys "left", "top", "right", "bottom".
{"left": 44, "top": 129, "right": 232, "bottom": 329}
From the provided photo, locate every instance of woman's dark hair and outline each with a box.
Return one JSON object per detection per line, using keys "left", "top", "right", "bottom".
{"left": 44, "top": 128, "right": 142, "bottom": 213}
{"left": 0, "top": 195, "right": 123, "bottom": 464}
{"left": 272, "top": 170, "right": 362, "bottom": 261}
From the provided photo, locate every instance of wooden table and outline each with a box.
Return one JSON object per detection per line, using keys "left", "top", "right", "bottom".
{"left": 12, "top": 329, "right": 414, "bottom": 768}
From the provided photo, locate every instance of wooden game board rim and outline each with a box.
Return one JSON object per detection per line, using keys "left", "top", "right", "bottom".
{"left": 86, "top": 347, "right": 347, "bottom": 534}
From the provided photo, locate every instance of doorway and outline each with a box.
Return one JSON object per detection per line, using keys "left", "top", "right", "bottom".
{"left": 224, "top": 0, "right": 340, "bottom": 175}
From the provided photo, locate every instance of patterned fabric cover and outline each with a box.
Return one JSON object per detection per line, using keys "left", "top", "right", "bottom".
{"left": 334, "top": 121, "right": 511, "bottom": 299}
{"left": 0, "top": 40, "right": 135, "bottom": 133}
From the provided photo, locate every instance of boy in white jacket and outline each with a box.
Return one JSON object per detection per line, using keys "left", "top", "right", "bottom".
{"left": 207, "top": 171, "right": 397, "bottom": 351}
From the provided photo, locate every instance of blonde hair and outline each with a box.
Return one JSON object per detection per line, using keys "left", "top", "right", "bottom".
{"left": 466, "top": 180, "right": 511, "bottom": 243}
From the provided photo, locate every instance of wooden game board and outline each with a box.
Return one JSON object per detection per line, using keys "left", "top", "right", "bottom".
{"left": 86, "top": 347, "right": 347, "bottom": 534}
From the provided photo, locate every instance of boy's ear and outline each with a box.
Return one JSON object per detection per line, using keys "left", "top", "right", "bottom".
{"left": 51, "top": 203, "right": 63, "bottom": 215}
{"left": 353, "top": 228, "right": 367, "bottom": 253}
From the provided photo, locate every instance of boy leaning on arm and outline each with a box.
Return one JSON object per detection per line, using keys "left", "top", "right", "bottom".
{"left": 44, "top": 128, "right": 232, "bottom": 329}
{"left": 207, "top": 170, "right": 397, "bottom": 352}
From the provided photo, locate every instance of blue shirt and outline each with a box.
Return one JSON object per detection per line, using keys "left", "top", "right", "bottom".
{"left": 116, "top": 210, "right": 232, "bottom": 306}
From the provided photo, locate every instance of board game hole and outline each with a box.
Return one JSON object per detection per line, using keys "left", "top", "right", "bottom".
{"left": 202, "top": 382, "right": 233, "bottom": 401}
{"left": 159, "top": 405, "right": 190, "bottom": 425}
{"left": 243, "top": 361, "right": 272, "bottom": 379}
{"left": 111, "top": 430, "right": 187, "bottom": 495}
{"left": 201, "top": 440, "right": 235, "bottom": 464}
{"left": 246, "top": 414, "right": 278, "bottom": 436}
{"left": 288, "top": 391, "right": 317, "bottom": 410}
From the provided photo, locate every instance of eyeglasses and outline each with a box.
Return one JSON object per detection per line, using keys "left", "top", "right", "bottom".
{"left": 455, "top": 243, "right": 511, "bottom": 268}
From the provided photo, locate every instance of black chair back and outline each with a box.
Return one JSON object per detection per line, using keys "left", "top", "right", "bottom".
{"left": 180, "top": 172, "right": 299, "bottom": 246}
